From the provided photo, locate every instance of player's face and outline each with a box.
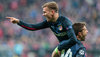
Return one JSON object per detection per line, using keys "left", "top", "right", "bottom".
{"left": 79, "top": 26, "right": 88, "bottom": 41}
{"left": 42, "top": 7, "right": 54, "bottom": 22}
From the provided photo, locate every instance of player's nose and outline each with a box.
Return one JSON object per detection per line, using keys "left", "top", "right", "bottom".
{"left": 86, "top": 30, "right": 88, "bottom": 33}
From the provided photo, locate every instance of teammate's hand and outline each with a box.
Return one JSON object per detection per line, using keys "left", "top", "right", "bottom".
{"left": 58, "top": 50, "right": 61, "bottom": 56}
{"left": 6, "top": 17, "right": 19, "bottom": 24}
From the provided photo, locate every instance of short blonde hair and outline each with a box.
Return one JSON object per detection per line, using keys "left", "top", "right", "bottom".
{"left": 42, "top": 1, "right": 58, "bottom": 12}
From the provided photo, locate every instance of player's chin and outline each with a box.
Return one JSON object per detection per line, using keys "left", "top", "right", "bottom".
{"left": 83, "top": 38, "right": 85, "bottom": 41}
{"left": 81, "top": 37, "right": 85, "bottom": 41}
{"left": 47, "top": 20, "right": 52, "bottom": 22}
{"left": 81, "top": 39, "right": 85, "bottom": 41}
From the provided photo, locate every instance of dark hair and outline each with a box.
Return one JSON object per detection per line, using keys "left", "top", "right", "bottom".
{"left": 73, "top": 22, "right": 86, "bottom": 36}
{"left": 42, "top": 1, "right": 58, "bottom": 12}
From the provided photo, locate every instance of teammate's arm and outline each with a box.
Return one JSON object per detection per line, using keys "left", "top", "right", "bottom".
{"left": 58, "top": 18, "right": 78, "bottom": 51}
{"left": 6, "top": 17, "right": 49, "bottom": 31}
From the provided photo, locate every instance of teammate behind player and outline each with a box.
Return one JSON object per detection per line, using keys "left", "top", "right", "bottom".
{"left": 52, "top": 22, "right": 88, "bottom": 57}
{"left": 60, "top": 22, "right": 88, "bottom": 57}
{"left": 6, "top": 1, "right": 78, "bottom": 57}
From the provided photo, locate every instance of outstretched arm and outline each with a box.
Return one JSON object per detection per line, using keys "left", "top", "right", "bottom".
{"left": 6, "top": 17, "right": 49, "bottom": 31}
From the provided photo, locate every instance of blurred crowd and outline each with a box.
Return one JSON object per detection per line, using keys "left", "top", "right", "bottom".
{"left": 0, "top": 0, "right": 100, "bottom": 57}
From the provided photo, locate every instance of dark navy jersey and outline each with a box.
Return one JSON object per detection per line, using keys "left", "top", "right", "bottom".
{"left": 17, "top": 16, "right": 78, "bottom": 50}
{"left": 61, "top": 41, "right": 86, "bottom": 57}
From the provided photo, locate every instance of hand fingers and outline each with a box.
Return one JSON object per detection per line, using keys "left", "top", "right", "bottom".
{"left": 6, "top": 17, "right": 11, "bottom": 19}
{"left": 6, "top": 17, "right": 13, "bottom": 20}
{"left": 6, "top": 17, "right": 15, "bottom": 23}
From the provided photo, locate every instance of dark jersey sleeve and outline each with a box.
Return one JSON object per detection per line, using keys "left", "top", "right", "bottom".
{"left": 58, "top": 17, "right": 78, "bottom": 51}
{"left": 76, "top": 48, "right": 86, "bottom": 57}
{"left": 17, "top": 20, "right": 49, "bottom": 31}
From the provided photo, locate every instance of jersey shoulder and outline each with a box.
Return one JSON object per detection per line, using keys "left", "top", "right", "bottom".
{"left": 60, "top": 16, "right": 71, "bottom": 21}
{"left": 76, "top": 47, "right": 86, "bottom": 56}
{"left": 59, "top": 16, "right": 72, "bottom": 26}
{"left": 75, "top": 42, "right": 86, "bottom": 56}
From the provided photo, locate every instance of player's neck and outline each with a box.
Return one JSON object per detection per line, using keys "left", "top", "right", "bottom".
{"left": 52, "top": 13, "right": 59, "bottom": 22}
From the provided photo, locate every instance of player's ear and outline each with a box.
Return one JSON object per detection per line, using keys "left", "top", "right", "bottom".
{"left": 51, "top": 10, "right": 55, "bottom": 14}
